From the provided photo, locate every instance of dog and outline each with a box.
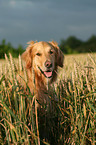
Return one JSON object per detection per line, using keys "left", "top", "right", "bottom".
{"left": 21, "top": 41, "right": 64, "bottom": 144}
{"left": 22, "top": 41, "right": 64, "bottom": 109}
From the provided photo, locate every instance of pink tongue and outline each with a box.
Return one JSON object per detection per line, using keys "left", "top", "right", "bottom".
{"left": 44, "top": 71, "right": 52, "bottom": 78}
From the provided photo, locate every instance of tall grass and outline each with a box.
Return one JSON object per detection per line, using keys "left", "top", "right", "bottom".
{"left": 0, "top": 53, "right": 96, "bottom": 145}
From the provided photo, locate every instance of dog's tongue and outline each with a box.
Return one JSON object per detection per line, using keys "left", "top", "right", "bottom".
{"left": 44, "top": 71, "right": 52, "bottom": 78}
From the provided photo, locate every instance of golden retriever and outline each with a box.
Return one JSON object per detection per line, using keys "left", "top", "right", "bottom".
{"left": 22, "top": 41, "right": 64, "bottom": 108}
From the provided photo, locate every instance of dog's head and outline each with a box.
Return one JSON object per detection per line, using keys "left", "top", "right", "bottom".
{"left": 22, "top": 41, "right": 64, "bottom": 82}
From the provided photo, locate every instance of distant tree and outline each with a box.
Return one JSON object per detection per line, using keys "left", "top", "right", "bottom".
{"left": 17, "top": 44, "right": 24, "bottom": 55}
{"left": 65, "top": 36, "right": 82, "bottom": 49}
{"left": 0, "top": 39, "right": 24, "bottom": 58}
{"left": 59, "top": 36, "right": 82, "bottom": 54}
{"left": 2, "top": 39, "right": 6, "bottom": 46}
{"left": 0, "top": 48, "right": 4, "bottom": 58}
{"left": 59, "top": 39, "right": 66, "bottom": 53}
{"left": 87, "top": 35, "right": 96, "bottom": 44}
{"left": 0, "top": 39, "right": 8, "bottom": 58}
{"left": 83, "top": 35, "right": 96, "bottom": 52}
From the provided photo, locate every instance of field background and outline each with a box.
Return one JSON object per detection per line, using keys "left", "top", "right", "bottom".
{"left": 0, "top": 53, "right": 96, "bottom": 145}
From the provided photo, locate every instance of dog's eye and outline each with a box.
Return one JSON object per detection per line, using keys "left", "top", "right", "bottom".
{"left": 50, "top": 50, "right": 53, "bottom": 54}
{"left": 36, "top": 53, "right": 41, "bottom": 56}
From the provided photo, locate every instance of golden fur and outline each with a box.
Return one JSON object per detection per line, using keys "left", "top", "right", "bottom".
{"left": 22, "top": 41, "right": 64, "bottom": 108}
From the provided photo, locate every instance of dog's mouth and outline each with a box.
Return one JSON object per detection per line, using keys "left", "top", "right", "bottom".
{"left": 38, "top": 66, "right": 53, "bottom": 78}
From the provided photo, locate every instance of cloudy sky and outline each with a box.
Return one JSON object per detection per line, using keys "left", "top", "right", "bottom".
{"left": 0, "top": 0, "right": 96, "bottom": 48}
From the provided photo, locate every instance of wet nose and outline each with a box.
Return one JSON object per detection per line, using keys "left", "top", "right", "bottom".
{"left": 45, "top": 60, "right": 52, "bottom": 68}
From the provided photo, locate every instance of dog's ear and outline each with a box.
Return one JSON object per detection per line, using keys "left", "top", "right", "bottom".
{"left": 49, "top": 41, "right": 64, "bottom": 67}
{"left": 22, "top": 41, "right": 35, "bottom": 69}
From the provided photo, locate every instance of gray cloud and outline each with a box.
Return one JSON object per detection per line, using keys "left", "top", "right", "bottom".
{"left": 0, "top": 0, "right": 96, "bottom": 47}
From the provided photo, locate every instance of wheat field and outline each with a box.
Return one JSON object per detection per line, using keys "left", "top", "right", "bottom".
{"left": 0, "top": 53, "right": 96, "bottom": 145}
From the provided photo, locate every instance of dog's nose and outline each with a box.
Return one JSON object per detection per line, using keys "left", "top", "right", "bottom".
{"left": 45, "top": 60, "right": 52, "bottom": 68}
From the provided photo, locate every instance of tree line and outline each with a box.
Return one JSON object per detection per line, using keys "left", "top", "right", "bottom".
{"left": 0, "top": 35, "right": 96, "bottom": 58}
{"left": 59, "top": 35, "right": 96, "bottom": 54}
{"left": 0, "top": 39, "right": 24, "bottom": 59}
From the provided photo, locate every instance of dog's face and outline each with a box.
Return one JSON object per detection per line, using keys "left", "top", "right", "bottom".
{"left": 32, "top": 42, "right": 57, "bottom": 79}
{"left": 22, "top": 41, "right": 64, "bottom": 81}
